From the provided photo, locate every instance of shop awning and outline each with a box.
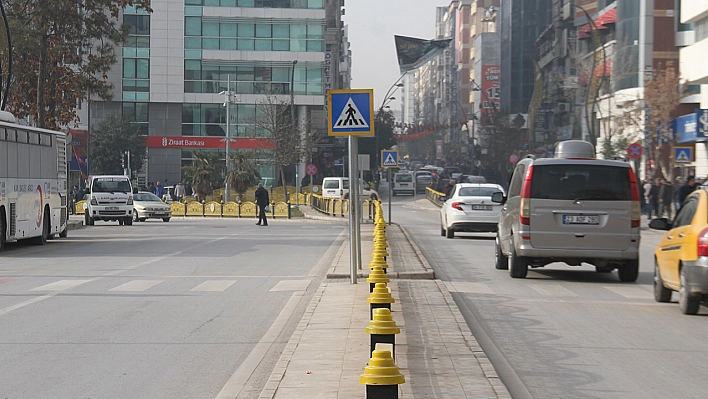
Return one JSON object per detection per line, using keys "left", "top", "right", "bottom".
{"left": 578, "top": 8, "right": 617, "bottom": 38}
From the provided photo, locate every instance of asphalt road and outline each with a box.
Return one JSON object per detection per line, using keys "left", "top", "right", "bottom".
{"left": 386, "top": 187, "right": 708, "bottom": 399}
{"left": 0, "top": 218, "right": 346, "bottom": 399}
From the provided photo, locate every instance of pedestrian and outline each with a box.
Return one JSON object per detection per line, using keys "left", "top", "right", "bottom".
{"left": 642, "top": 179, "right": 653, "bottom": 216}
{"left": 68, "top": 185, "right": 78, "bottom": 215}
{"left": 649, "top": 178, "right": 661, "bottom": 219}
{"left": 147, "top": 181, "right": 155, "bottom": 194}
{"left": 255, "top": 183, "right": 269, "bottom": 226}
{"left": 674, "top": 176, "right": 684, "bottom": 212}
{"left": 677, "top": 175, "right": 698, "bottom": 210}
{"left": 658, "top": 179, "right": 673, "bottom": 219}
{"left": 637, "top": 180, "right": 645, "bottom": 215}
{"left": 174, "top": 182, "right": 186, "bottom": 202}
{"left": 154, "top": 181, "right": 164, "bottom": 199}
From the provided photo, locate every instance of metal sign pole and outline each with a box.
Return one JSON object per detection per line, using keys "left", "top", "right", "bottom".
{"left": 348, "top": 136, "right": 360, "bottom": 284}
{"left": 388, "top": 168, "right": 392, "bottom": 224}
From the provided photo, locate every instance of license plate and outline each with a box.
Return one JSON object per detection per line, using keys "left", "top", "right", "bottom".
{"left": 106, "top": 207, "right": 119, "bottom": 211}
{"left": 563, "top": 215, "right": 599, "bottom": 225}
{"left": 154, "top": 212, "right": 164, "bottom": 215}
{"left": 472, "top": 205, "right": 492, "bottom": 211}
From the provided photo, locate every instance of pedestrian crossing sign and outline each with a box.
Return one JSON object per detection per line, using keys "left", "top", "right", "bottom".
{"left": 674, "top": 146, "right": 693, "bottom": 164}
{"left": 381, "top": 150, "right": 398, "bottom": 168}
{"left": 328, "top": 89, "right": 375, "bottom": 136}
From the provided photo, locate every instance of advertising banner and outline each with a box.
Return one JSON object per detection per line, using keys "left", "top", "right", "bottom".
{"left": 395, "top": 35, "right": 451, "bottom": 73}
{"left": 480, "top": 65, "right": 500, "bottom": 124}
{"left": 435, "top": 140, "right": 444, "bottom": 160}
{"left": 145, "top": 136, "right": 275, "bottom": 150}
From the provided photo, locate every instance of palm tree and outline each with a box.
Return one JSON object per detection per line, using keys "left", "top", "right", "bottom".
{"left": 225, "top": 151, "right": 261, "bottom": 201}
{"left": 181, "top": 151, "right": 224, "bottom": 201}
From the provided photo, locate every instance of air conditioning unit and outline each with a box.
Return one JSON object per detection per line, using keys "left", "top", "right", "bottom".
{"left": 556, "top": 102, "right": 570, "bottom": 112}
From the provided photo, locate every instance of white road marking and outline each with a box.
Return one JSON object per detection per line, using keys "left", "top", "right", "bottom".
{"left": 529, "top": 284, "right": 578, "bottom": 297}
{"left": 270, "top": 280, "right": 311, "bottom": 292}
{"left": 0, "top": 295, "right": 53, "bottom": 317}
{"left": 446, "top": 281, "right": 495, "bottom": 294}
{"left": 215, "top": 291, "right": 304, "bottom": 399}
{"left": 29, "top": 280, "right": 91, "bottom": 291}
{"left": 109, "top": 280, "right": 163, "bottom": 292}
{"left": 603, "top": 286, "right": 652, "bottom": 299}
{"left": 190, "top": 280, "right": 237, "bottom": 292}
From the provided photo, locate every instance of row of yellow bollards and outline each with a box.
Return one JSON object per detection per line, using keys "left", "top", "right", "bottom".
{"left": 360, "top": 201, "right": 405, "bottom": 399}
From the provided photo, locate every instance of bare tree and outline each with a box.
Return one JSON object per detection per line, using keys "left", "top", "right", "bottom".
{"left": 252, "top": 93, "right": 317, "bottom": 201}
{"left": 644, "top": 63, "right": 685, "bottom": 181}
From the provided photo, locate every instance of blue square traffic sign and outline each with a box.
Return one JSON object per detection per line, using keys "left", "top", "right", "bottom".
{"left": 328, "top": 89, "right": 375, "bottom": 136}
{"left": 381, "top": 150, "right": 398, "bottom": 168}
{"left": 674, "top": 146, "right": 693, "bottom": 164}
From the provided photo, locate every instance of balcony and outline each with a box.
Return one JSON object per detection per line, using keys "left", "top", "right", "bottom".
{"left": 680, "top": 37, "right": 708, "bottom": 84}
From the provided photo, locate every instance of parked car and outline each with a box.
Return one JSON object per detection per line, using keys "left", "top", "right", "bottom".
{"left": 392, "top": 173, "right": 415, "bottom": 196}
{"left": 491, "top": 140, "right": 641, "bottom": 280}
{"left": 650, "top": 189, "right": 708, "bottom": 314}
{"left": 133, "top": 192, "right": 172, "bottom": 222}
{"left": 440, "top": 183, "right": 505, "bottom": 238}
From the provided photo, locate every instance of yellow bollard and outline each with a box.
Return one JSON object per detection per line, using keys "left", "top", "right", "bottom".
{"left": 366, "top": 308, "right": 400, "bottom": 358}
{"left": 367, "top": 282, "right": 394, "bottom": 319}
{"left": 360, "top": 349, "right": 405, "bottom": 399}
{"left": 366, "top": 266, "right": 390, "bottom": 292}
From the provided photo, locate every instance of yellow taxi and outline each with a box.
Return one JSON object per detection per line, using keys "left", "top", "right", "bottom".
{"left": 650, "top": 189, "right": 708, "bottom": 314}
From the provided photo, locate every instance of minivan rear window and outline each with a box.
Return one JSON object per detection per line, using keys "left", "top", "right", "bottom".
{"left": 530, "top": 164, "right": 631, "bottom": 201}
{"left": 396, "top": 174, "right": 413, "bottom": 182}
{"left": 323, "top": 180, "right": 340, "bottom": 189}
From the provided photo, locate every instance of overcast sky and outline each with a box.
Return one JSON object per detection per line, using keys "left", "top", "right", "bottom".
{"left": 345, "top": 0, "right": 442, "bottom": 108}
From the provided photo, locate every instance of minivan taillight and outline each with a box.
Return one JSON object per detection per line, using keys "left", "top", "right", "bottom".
{"left": 698, "top": 228, "right": 708, "bottom": 257}
{"left": 628, "top": 169, "right": 640, "bottom": 228}
{"left": 520, "top": 166, "right": 534, "bottom": 225}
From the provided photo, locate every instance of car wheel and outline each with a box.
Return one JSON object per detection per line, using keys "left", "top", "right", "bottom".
{"left": 133, "top": 210, "right": 139, "bottom": 222}
{"left": 495, "top": 233, "right": 508, "bottom": 270}
{"left": 446, "top": 225, "right": 454, "bottom": 239}
{"left": 124, "top": 217, "right": 133, "bottom": 226}
{"left": 84, "top": 213, "right": 89, "bottom": 226}
{"left": 139, "top": 218, "right": 147, "bottom": 222}
{"left": 679, "top": 266, "right": 700, "bottom": 315}
{"left": 508, "top": 237, "right": 528, "bottom": 278}
{"left": 440, "top": 225, "right": 446, "bottom": 237}
{"left": 618, "top": 259, "right": 639, "bottom": 282}
{"left": 118, "top": 218, "right": 124, "bottom": 226}
{"left": 653, "top": 259, "right": 672, "bottom": 303}
{"left": 162, "top": 218, "right": 170, "bottom": 222}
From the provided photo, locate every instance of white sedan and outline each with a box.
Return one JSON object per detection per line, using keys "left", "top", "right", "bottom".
{"left": 133, "top": 192, "right": 172, "bottom": 222}
{"left": 440, "top": 183, "right": 505, "bottom": 239}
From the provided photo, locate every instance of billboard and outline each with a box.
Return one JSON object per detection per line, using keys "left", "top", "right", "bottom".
{"left": 480, "top": 65, "right": 500, "bottom": 124}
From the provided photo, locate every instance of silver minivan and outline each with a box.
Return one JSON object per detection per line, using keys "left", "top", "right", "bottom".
{"left": 491, "top": 140, "right": 641, "bottom": 281}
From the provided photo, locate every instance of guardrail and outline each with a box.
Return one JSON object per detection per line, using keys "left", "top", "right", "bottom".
{"left": 425, "top": 187, "right": 446, "bottom": 207}
{"left": 75, "top": 199, "right": 292, "bottom": 219}
{"left": 309, "top": 194, "right": 378, "bottom": 219}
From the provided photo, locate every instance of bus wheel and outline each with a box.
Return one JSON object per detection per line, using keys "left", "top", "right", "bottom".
{"left": 59, "top": 226, "right": 68, "bottom": 238}
{"left": 31, "top": 210, "right": 49, "bottom": 245}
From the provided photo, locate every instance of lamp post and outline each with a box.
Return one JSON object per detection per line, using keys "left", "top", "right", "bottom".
{"left": 291, "top": 59, "right": 298, "bottom": 205}
{"left": 219, "top": 76, "right": 236, "bottom": 202}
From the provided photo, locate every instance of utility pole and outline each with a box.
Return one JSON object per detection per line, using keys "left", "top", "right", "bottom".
{"left": 220, "top": 77, "right": 236, "bottom": 202}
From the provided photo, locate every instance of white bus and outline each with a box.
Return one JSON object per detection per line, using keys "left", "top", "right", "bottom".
{"left": 0, "top": 117, "right": 69, "bottom": 251}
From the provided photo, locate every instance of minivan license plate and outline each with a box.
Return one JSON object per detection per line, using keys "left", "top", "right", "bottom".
{"left": 106, "top": 207, "right": 119, "bottom": 211}
{"left": 563, "top": 215, "right": 599, "bottom": 225}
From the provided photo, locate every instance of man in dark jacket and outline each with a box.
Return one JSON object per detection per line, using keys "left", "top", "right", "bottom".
{"left": 649, "top": 179, "right": 661, "bottom": 218}
{"left": 658, "top": 179, "right": 674, "bottom": 219}
{"left": 255, "top": 183, "right": 270, "bottom": 226}
{"left": 677, "top": 175, "right": 698, "bottom": 211}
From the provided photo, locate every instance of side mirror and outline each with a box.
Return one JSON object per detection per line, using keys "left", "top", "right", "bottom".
{"left": 133, "top": 188, "right": 138, "bottom": 194}
{"left": 85, "top": 187, "right": 90, "bottom": 194}
{"left": 648, "top": 218, "right": 672, "bottom": 231}
{"left": 491, "top": 192, "right": 506, "bottom": 204}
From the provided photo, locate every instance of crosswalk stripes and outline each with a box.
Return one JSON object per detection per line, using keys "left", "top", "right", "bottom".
{"left": 528, "top": 284, "right": 578, "bottom": 297}
{"left": 29, "top": 280, "right": 91, "bottom": 291}
{"left": 190, "top": 280, "right": 237, "bottom": 292}
{"left": 602, "top": 286, "right": 650, "bottom": 299}
{"left": 109, "top": 280, "right": 164, "bottom": 292}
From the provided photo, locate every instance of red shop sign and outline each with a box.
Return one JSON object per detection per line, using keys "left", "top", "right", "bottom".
{"left": 145, "top": 136, "right": 275, "bottom": 150}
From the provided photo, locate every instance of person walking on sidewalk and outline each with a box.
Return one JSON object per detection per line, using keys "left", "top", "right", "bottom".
{"left": 649, "top": 178, "right": 661, "bottom": 218}
{"left": 255, "top": 183, "right": 269, "bottom": 226}
{"left": 677, "top": 175, "right": 698, "bottom": 211}
{"left": 658, "top": 179, "right": 674, "bottom": 219}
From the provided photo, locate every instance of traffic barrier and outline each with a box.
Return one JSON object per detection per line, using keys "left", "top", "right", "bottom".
{"left": 366, "top": 308, "right": 400, "bottom": 358}
{"left": 425, "top": 186, "right": 446, "bottom": 207}
{"left": 360, "top": 348, "right": 405, "bottom": 399}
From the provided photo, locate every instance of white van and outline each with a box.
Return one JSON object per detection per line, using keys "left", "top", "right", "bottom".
{"left": 392, "top": 173, "right": 415, "bottom": 196}
{"left": 322, "top": 177, "right": 379, "bottom": 200}
{"left": 84, "top": 175, "right": 135, "bottom": 226}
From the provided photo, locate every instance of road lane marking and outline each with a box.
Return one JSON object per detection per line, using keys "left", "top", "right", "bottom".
{"left": 270, "top": 280, "right": 311, "bottom": 291}
{"left": 603, "top": 286, "right": 652, "bottom": 299}
{"left": 215, "top": 291, "right": 304, "bottom": 399}
{"left": 445, "top": 281, "right": 495, "bottom": 294}
{"left": 529, "top": 284, "right": 578, "bottom": 297}
{"left": 0, "top": 295, "right": 54, "bottom": 317}
{"left": 190, "top": 280, "right": 237, "bottom": 292}
{"left": 29, "top": 280, "right": 91, "bottom": 291}
{"left": 109, "top": 280, "right": 164, "bottom": 292}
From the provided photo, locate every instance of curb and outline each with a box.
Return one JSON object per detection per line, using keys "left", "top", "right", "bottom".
{"left": 67, "top": 220, "right": 84, "bottom": 230}
{"left": 395, "top": 223, "right": 436, "bottom": 278}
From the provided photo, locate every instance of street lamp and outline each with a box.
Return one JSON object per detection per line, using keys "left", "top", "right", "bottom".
{"left": 291, "top": 59, "right": 298, "bottom": 205}
{"left": 219, "top": 76, "right": 237, "bottom": 201}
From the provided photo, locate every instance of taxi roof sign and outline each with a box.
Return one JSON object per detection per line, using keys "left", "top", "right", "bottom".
{"left": 328, "top": 89, "right": 375, "bottom": 136}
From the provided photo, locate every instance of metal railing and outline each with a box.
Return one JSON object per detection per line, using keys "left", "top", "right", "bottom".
{"left": 425, "top": 187, "right": 446, "bottom": 207}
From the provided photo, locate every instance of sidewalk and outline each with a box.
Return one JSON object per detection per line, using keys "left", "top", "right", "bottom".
{"left": 258, "top": 206, "right": 511, "bottom": 398}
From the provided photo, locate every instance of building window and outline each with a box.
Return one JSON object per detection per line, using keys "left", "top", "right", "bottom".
{"left": 123, "top": 103, "right": 149, "bottom": 135}
{"left": 184, "top": 0, "right": 323, "bottom": 8}
{"left": 696, "top": 17, "right": 708, "bottom": 42}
